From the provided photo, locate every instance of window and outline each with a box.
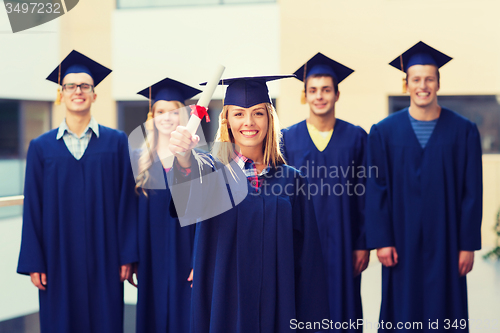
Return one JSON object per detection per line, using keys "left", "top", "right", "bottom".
{"left": 0, "top": 101, "right": 19, "bottom": 158}
{"left": 389, "top": 95, "right": 500, "bottom": 154}
{"left": 0, "top": 99, "right": 51, "bottom": 218}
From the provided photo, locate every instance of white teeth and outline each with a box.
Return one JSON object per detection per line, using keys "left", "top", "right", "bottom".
{"left": 417, "top": 92, "right": 429, "bottom": 96}
{"left": 73, "top": 99, "right": 84, "bottom": 102}
{"left": 242, "top": 131, "right": 257, "bottom": 135}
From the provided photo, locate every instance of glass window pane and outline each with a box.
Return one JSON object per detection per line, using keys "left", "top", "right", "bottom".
{"left": 22, "top": 101, "right": 51, "bottom": 157}
{"left": 0, "top": 100, "right": 50, "bottom": 220}
{"left": 0, "top": 159, "right": 24, "bottom": 195}
{"left": 0, "top": 101, "right": 20, "bottom": 158}
{"left": 388, "top": 95, "right": 500, "bottom": 154}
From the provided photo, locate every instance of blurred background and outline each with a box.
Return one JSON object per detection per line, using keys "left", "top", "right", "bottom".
{"left": 1, "top": 0, "right": 499, "bottom": 332}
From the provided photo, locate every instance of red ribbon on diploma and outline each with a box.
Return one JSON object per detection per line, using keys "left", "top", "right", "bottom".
{"left": 189, "top": 105, "right": 210, "bottom": 122}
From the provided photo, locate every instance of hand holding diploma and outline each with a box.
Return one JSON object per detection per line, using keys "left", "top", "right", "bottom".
{"left": 169, "top": 126, "right": 200, "bottom": 168}
{"left": 171, "top": 64, "right": 225, "bottom": 158}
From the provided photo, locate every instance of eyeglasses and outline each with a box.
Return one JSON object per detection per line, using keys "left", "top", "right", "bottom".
{"left": 62, "top": 83, "right": 94, "bottom": 93}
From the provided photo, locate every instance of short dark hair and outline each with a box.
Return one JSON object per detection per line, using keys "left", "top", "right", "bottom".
{"left": 305, "top": 74, "right": 339, "bottom": 94}
{"left": 405, "top": 66, "right": 440, "bottom": 85}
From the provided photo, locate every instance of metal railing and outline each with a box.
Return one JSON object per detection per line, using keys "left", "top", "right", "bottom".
{"left": 0, "top": 195, "right": 24, "bottom": 207}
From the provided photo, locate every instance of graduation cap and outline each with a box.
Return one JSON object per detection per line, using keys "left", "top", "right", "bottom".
{"left": 389, "top": 41, "right": 452, "bottom": 92}
{"left": 46, "top": 50, "right": 112, "bottom": 105}
{"left": 293, "top": 52, "right": 354, "bottom": 103}
{"left": 294, "top": 52, "right": 354, "bottom": 84}
{"left": 137, "top": 77, "right": 202, "bottom": 104}
{"left": 201, "top": 75, "right": 295, "bottom": 108}
{"left": 137, "top": 77, "right": 202, "bottom": 131}
{"left": 389, "top": 41, "right": 452, "bottom": 72}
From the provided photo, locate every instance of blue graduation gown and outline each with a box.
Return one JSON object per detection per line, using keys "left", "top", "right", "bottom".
{"left": 366, "top": 108, "right": 482, "bottom": 332}
{"left": 282, "top": 119, "right": 367, "bottom": 332}
{"left": 134, "top": 152, "right": 196, "bottom": 333}
{"left": 17, "top": 126, "right": 138, "bottom": 333}
{"left": 173, "top": 157, "right": 330, "bottom": 332}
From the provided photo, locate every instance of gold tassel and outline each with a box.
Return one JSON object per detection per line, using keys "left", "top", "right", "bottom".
{"left": 220, "top": 120, "right": 230, "bottom": 142}
{"left": 55, "top": 63, "right": 62, "bottom": 105}
{"left": 301, "top": 60, "right": 308, "bottom": 104}
{"left": 145, "top": 111, "right": 154, "bottom": 131}
{"left": 400, "top": 55, "right": 407, "bottom": 94}
{"left": 300, "top": 90, "right": 306, "bottom": 104}
{"left": 55, "top": 87, "right": 61, "bottom": 105}
{"left": 145, "top": 86, "right": 154, "bottom": 131}
{"left": 218, "top": 79, "right": 231, "bottom": 142}
{"left": 219, "top": 112, "right": 230, "bottom": 142}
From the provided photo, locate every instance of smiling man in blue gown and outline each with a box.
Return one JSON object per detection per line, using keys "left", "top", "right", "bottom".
{"left": 366, "top": 42, "right": 483, "bottom": 332}
{"left": 282, "top": 53, "right": 370, "bottom": 332}
{"left": 17, "top": 51, "right": 137, "bottom": 333}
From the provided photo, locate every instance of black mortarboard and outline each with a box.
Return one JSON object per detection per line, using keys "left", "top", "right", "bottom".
{"left": 46, "top": 50, "right": 112, "bottom": 87}
{"left": 389, "top": 41, "right": 452, "bottom": 72}
{"left": 201, "top": 75, "right": 295, "bottom": 108}
{"left": 137, "top": 77, "right": 202, "bottom": 103}
{"left": 294, "top": 52, "right": 354, "bottom": 84}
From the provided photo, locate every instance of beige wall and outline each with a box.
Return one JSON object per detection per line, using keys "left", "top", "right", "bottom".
{"left": 52, "top": 0, "right": 116, "bottom": 129}
{"left": 279, "top": 0, "right": 500, "bottom": 247}
{"left": 279, "top": 0, "right": 500, "bottom": 129}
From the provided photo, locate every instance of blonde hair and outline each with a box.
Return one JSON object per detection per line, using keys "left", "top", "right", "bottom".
{"left": 135, "top": 100, "right": 188, "bottom": 195}
{"left": 211, "top": 103, "right": 286, "bottom": 168}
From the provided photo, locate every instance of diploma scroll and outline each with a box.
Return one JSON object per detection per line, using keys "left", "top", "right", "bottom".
{"left": 178, "top": 64, "right": 225, "bottom": 156}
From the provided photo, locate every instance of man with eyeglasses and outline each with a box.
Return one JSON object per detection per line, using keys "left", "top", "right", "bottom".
{"left": 17, "top": 50, "right": 137, "bottom": 333}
